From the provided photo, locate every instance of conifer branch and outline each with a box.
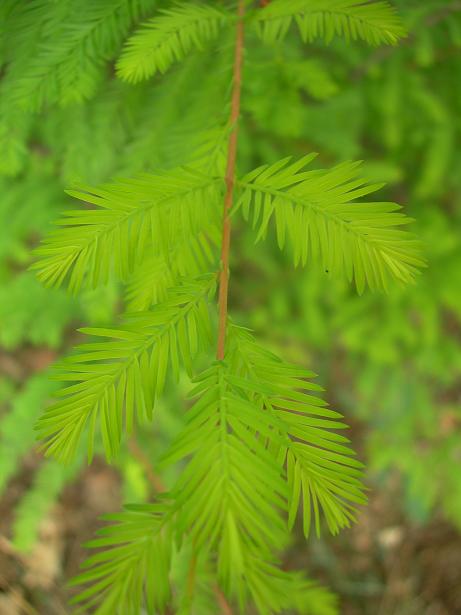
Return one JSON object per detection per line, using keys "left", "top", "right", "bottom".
{"left": 216, "top": 0, "right": 245, "bottom": 361}
{"left": 36, "top": 276, "right": 216, "bottom": 462}
{"left": 128, "top": 440, "right": 235, "bottom": 615}
{"left": 216, "top": 588, "right": 235, "bottom": 615}
{"left": 18, "top": 0, "right": 426, "bottom": 611}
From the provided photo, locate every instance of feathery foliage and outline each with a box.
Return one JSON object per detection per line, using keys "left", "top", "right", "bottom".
{"left": 163, "top": 348, "right": 365, "bottom": 604}
{"left": 125, "top": 225, "right": 220, "bottom": 311}
{"left": 164, "top": 362, "right": 287, "bottom": 553}
{"left": 31, "top": 169, "right": 222, "bottom": 292}
{"left": 254, "top": 0, "right": 406, "bottom": 46}
{"left": 71, "top": 501, "right": 173, "bottom": 615}
{"left": 36, "top": 276, "right": 215, "bottom": 463}
{"left": 5, "top": 0, "right": 155, "bottom": 111}
{"left": 117, "top": 3, "right": 231, "bottom": 83}
{"left": 227, "top": 325, "right": 367, "bottom": 536}
{"left": 0, "top": 0, "right": 431, "bottom": 612}
{"left": 235, "top": 154, "right": 424, "bottom": 293}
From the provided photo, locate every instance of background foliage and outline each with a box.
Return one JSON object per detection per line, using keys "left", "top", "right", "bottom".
{"left": 0, "top": 1, "right": 460, "bottom": 613}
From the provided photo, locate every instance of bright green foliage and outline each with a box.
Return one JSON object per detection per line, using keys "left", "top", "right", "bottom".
{"left": 226, "top": 325, "right": 367, "bottom": 536}
{"left": 239, "top": 0, "right": 461, "bottom": 538}
{"left": 36, "top": 276, "right": 215, "bottom": 463}
{"left": 29, "top": 0, "right": 417, "bottom": 612}
{"left": 32, "top": 155, "right": 422, "bottom": 296}
{"left": 162, "top": 347, "right": 364, "bottom": 603}
{"left": 254, "top": 0, "right": 406, "bottom": 45}
{"left": 125, "top": 226, "right": 220, "bottom": 311}
{"left": 31, "top": 169, "right": 222, "bottom": 292}
{"left": 165, "top": 363, "right": 287, "bottom": 572}
{"left": 235, "top": 155, "right": 424, "bottom": 293}
{"left": 4, "top": 0, "right": 155, "bottom": 111}
{"left": 0, "top": 0, "right": 439, "bottom": 613}
{"left": 71, "top": 500, "right": 338, "bottom": 615}
{"left": 117, "top": 3, "right": 231, "bottom": 82}
{"left": 71, "top": 502, "right": 173, "bottom": 615}
{"left": 287, "top": 575, "right": 338, "bottom": 615}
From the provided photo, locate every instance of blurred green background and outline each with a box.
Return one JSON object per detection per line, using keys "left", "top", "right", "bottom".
{"left": 1, "top": 1, "right": 461, "bottom": 613}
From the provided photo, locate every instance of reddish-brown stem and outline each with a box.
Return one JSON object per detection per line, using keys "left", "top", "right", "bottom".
{"left": 187, "top": 550, "right": 198, "bottom": 602}
{"left": 216, "top": 0, "right": 245, "bottom": 361}
{"left": 216, "top": 587, "right": 235, "bottom": 615}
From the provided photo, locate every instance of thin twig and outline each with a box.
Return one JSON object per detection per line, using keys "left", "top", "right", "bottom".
{"left": 186, "top": 550, "right": 198, "bottom": 602}
{"left": 216, "top": 0, "right": 245, "bottom": 360}
{"left": 216, "top": 586, "right": 235, "bottom": 615}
